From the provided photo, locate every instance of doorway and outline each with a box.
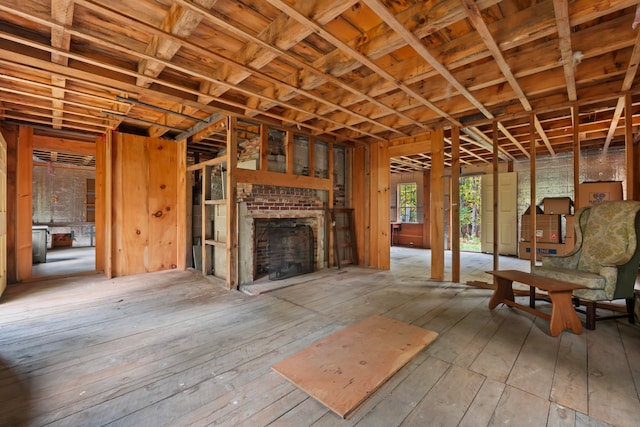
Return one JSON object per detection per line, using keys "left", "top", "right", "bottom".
{"left": 459, "top": 176, "right": 482, "bottom": 252}
{"left": 31, "top": 151, "right": 97, "bottom": 279}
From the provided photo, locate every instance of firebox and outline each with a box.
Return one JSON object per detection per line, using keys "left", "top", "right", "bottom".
{"left": 253, "top": 219, "right": 315, "bottom": 281}
{"left": 267, "top": 224, "right": 314, "bottom": 280}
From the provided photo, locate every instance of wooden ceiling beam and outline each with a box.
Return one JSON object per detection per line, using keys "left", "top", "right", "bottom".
{"left": 135, "top": 0, "right": 216, "bottom": 137}
{"left": 461, "top": 0, "right": 555, "bottom": 157}
{"left": 76, "top": 0, "right": 398, "bottom": 138}
{"left": 262, "top": 0, "right": 461, "bottom": 127}
{"left": 0, "top": 30, "right": 354, "bottom": 141}
{"left": 50, "top": 0, "right": 74, "bottom": 129}
{"left": 1, "top": 113, "right": 106, "bottom": 133}
{"left": 363, "top": 0, "right": 526, "bottom": 160}
{"left": 604, "top": 25, "right": 640, "bottom": 151}
{"left": 32, "top": 134, "right": 95, "bottom": 155}
{"left": 553, "top": 0, "right": 577, "bottom": 102}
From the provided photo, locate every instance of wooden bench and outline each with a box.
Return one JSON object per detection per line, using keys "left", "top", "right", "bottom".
{"left": 487, "top": 270, "right": 586, "bottom": 337}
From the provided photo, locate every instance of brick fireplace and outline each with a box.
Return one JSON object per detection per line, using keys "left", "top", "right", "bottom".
{"left": 237, "top": 184, "right": 328, "bottom": 285}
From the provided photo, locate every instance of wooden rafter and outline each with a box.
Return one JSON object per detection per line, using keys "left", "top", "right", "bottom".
{"left": 50, "top": 0, "right": 74, "bottom": 129}
{"left": 460, "top": 0, "right": 555, "bottom": 157}
{"left": 553, "top": 0, "right": 577, "bottom": 102}
{"left": 261, "top": 0, "right": 462, "bottom": 126}
{"left": 0, "top": 0, "right": 639, "bottom": 165}
{"left": 604, "top": 24, "right": 640, "bottom": 151}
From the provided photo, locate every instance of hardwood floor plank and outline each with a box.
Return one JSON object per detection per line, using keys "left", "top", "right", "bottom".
{"left": 489, "top": 385, "right": 550, "bottom": 426}
{"left": 349, "top": 355, "right": 450, "bottom": 426}
{"left": 618, "top": 323, "right": 640, "bottom": 399}
{"left": 400, "top": 365, "right": 485, "bottom": 426}
{"left": 0, "top": 248, "right": 637, "bottom": 426}
{"left": 55, "top": 315, "right": 341, "bottom": 426}
{"left": 268, "top": 397, "right": 329, "bottom": 426}
{"left": 458, "top": 378, "right": 505, "bottom": 427}
{"left": 575, "top": 411, "right": 614, "bottom": 427}
{"left": 547, "top": 403, "right": 576, "bottom": 427}
{"left": 550, "top": 326, "right": 588, "bottom": 413}
{"left": 468, "top": 308, "right": 534, "bottom": 382}
{"left": 426, "top": 293, "right": 495, "bottom": 363}
{"left": 507, "top": 317, "right": 562, "bottom": 399}
{"left": 586, "top": 321, "right": 640, "bottom": 427}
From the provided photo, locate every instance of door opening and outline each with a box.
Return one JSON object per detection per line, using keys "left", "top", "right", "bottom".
{"left": 31, "top": 155, "right": 97, "bottom": 279}
{"left": 459, "top": 176, "right": 482, "bottom": 252}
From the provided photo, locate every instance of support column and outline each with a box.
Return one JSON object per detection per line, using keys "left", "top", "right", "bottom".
{"left": 16, "top": 125, "right": 33, "bottom": 282}
{"left": 530, "top": 113, "right": 537, "bottom": 269}
{"left": 625, "top": 93, "right": 635, "bottom": 200}
{"left": 430, "top": 128, "right": 445, "bottom": 280}
{"left": 451, "top": 127, "right": 460, "bottom": 283}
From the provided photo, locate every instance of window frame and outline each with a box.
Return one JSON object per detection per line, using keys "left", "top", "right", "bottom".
{"left": 397, "top": 182, "right": 418, "bottom": 223}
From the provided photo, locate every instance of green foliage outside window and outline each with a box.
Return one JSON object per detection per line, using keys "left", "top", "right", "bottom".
{"left": 459, "top": 176, "right": 481, "bottom": 239}
{"left": 399, "top": 183, "right": 417, "bottom": 223}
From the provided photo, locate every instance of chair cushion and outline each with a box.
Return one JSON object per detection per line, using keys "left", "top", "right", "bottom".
{"left": 532, "top": 266, "right": 605, "bottom": 289}
{"left": 532, "top": 266, "right": 608, "bottom": 301}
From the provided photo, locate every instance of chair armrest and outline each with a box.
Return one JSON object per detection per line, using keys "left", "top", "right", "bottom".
{"left": 598, "top": 265, "right": 619, "bottom": 299}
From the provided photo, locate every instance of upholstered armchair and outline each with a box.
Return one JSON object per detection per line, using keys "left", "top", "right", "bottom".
{"left": 532, "top": 200, "right": 640, "bottom": 330}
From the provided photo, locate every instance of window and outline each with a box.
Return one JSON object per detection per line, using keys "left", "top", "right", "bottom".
{"left": 86, "top": 178, "right": 95, "bottom": 222}
{"left": 398, "top": 183, "right": 417, "bottom": 223}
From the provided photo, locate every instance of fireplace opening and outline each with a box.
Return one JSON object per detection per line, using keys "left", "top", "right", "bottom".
{"left": 268, "top": 224, "right": 314, "bottom": 280}
{"left": 254, "top": 219, "right": 315, "bottom": 281}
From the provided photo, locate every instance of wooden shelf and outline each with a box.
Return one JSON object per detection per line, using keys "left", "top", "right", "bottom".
{"left": 204, "top": 239, "right": 225, "bottom": 248}
{"left": 204, "top": 199, "right": 226, "bottom": 205}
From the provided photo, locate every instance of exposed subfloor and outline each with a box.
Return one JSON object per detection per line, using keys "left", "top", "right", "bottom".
{"left": 1, "top": 247, "right": 639, "bottom": 426}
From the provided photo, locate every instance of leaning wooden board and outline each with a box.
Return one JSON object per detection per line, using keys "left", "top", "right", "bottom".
{"left": 272, "top": 314, "right": 439, "bottom": 418}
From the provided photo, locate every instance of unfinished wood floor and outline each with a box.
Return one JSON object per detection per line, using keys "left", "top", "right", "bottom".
{"left": 1, "top": 248, "right": 639, "bottom": 426}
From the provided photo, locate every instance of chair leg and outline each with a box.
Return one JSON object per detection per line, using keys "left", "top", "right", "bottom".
{"left": 626, "top": 297, "right": 636, "bottom": 325}
{"left": 586, "top": 301, "right": 596, "bottom": 330}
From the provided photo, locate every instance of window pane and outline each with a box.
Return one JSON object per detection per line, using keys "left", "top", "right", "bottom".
{"left": 293, "top": 134, "right": 309, "bottom": 176}
{"left": 398, "top": 183, "right": 417, "bottom": 223}
{"left": 314, "top": 141, "right": 328, "bottom": 178}
{"left": 267, "top": 128, "right": 286, "bottom": 173}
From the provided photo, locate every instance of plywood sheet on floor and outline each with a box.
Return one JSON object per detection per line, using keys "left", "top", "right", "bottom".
{"left": 271, "top": 314, "right": 438, "bottom": 418}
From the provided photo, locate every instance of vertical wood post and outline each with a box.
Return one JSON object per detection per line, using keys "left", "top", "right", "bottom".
{"left": 492, "top": 121, "right": 499, "bottom": 271}
{"left": 451, "top": 127, "right": 460, "bottom": 283}
{"left": 530, "top": 113, "right": 537, "bottom": 269}
{"left": 96, "top": 131, "right": 113, "bottom": 278}
{"left": 354, "top": 145, "right": 370, "bottom": 267}
{"left": 328, "top": 142, "right": 335, "bottom": 267}
{"left": 176, "top": 138, "right": 187, "bottom": 270}
{"left": 201, "top": 165, "right": 209, "bottom": 277}
{"left": 572, "top": 103, "right": 580, "bottom": 208}
{"left": 625, "top": 93, "right": 635, "bottom": 200}
{"left": 430, "top": 128, "right": 445, "bottom": 280}
{"left": 376, "top": 141, "right": 390, "bottom": 269}
{"left": 226, "top": 116, "right": 238, "bottom": 289}
{"left": 16, "top": 125, "right": 33, "bottom": 282}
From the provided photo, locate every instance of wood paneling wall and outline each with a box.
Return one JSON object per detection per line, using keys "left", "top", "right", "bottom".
{"left": 111, "top": 133, "right": 182, "bottom": 277}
